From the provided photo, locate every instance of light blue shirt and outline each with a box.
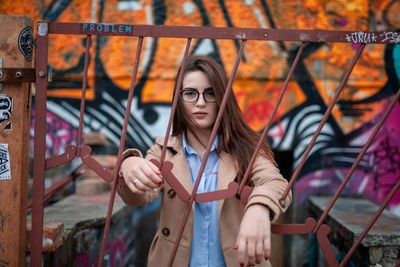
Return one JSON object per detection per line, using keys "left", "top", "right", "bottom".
{"left": 182, "top": 133, "right": 226, "bottom": 267}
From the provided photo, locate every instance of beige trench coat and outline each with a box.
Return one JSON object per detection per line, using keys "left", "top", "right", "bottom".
{"left": 117, "top": 136, "right": 292, "bottom": 267}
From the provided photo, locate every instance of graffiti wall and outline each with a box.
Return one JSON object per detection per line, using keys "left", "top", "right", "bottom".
{"left": 1, "top": 0, "right": 400, "bottom": 215}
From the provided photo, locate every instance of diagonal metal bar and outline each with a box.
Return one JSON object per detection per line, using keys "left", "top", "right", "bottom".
{"left": 167, "top": 39, "right": 247, "bottom": 267}
{"left": 76, "top": 35, "right": 92, "bottom": 151}
{"left": 31, "top": 22, "right": 49, "bottom": 267}
{"left": 195, "top": 42, "right": 307, "bottom": 205}
{"left": 339, "top": 176, "right": 400, "bottom": 267}
{"left": 27, "top": 164, "right": 85, "bottom": 211}
{"left": 314, "top": 86, "right": 400, "bottom": 233}
{"left": 159, "top": 38, "right": 192, "bottom": 168}
{"left": 280, "top": 43, "right": 366, "bottom": 203}
{"left": 97, "top": 36, "right": 144, "bottom": 267}
{"left": 316, "top": 224, "right": 339, "bottom": 267}
{"left": 237, "top": 41, "right": 306, "bottom": 196}
{"left": 80, "top": 145, "right": 114, "bottom": 182}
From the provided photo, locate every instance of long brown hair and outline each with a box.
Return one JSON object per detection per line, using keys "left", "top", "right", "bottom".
{"left": 172, "top": 55, "right": 276, "bottom": 182}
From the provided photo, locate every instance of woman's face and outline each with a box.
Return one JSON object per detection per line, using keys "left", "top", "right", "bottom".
{"left": 181, "top": 70, "right": 218, "bottom": 131}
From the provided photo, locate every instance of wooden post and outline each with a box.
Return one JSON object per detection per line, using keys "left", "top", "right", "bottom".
{"left": 0, "top": 15, "right": 33, "bottom": 267}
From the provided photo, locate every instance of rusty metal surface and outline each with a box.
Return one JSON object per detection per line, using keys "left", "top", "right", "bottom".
{"left": 98, "top": 36, "right": 144, "bottom": 266}
{"left": 31, "top": 21, "right": 400, "bottom": 267}
{"left": 31, "top": 24, "right": 48, "bottom": 267}
{"left": 315, "top": 86, "right": 400, "bottom": 233}
{"left": 338, "top": 155, "right": 400, "bottom": 267}
{"left": 0, "top": 68, "right": 35, "bottom": 82}
{"left": 45, "top": 21, "right": 400, "bottom": 44}
{"left": 317, "top": 224, "right": 339, "bottom": 267}
{"left": 237, "top": 41, "right": 306, "bottom": 200}
{"left": 281, "top": 43, "right": 366, "bottom": 202}
{"left": 159, "top": 38, "right": 192, "bottom": 167}
{"left": 271, "top": 217, "right": 316, "bottom": 235}
{"left": 76, "top": 35, "right": 91, "bottom": 149}
{"left": 27, "top": 164, "right": 84, "bottom": 210}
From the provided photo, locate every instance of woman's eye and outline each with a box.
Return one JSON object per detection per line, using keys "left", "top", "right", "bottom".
{"left": 184, "top": 91, "right": 196, "bottom": 96}
{"left": 205, "top": 91, "right": 215, "bottom": 97}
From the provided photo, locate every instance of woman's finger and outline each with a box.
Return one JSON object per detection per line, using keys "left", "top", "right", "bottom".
{"left": 255, "top": 238, "right": 263, "bottom": 264}
{"left": 263, "top": 236, "right": 271, "bottom": 260}
{"left": 246, "top": 238, "right": 256, "bottom": 266}
{"left": 235, "top": 236, "right": 247, "bottom": 266}
{"left": 132, "top": 172, "right": 154, "bottom": 191}
{"left": 125, "top": 179, "right": 145, "bottom": 194}
{"left": 142, "top": 161, "right": 163, "bottom": 186}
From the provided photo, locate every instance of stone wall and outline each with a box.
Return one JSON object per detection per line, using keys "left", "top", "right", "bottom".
{"left": 307, "top": 196, "right": 400, "bottom": 267}
{"left": 27, "top": 193, "right": 160, "bottom": 267}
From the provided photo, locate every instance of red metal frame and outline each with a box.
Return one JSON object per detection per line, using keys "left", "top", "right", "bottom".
{"left": 31, "top": 21, "right": 400, "bottom": 267}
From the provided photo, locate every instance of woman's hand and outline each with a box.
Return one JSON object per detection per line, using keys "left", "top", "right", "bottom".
{"left": 235, "top": 204, "right": 271, "bottom": 267}
{"left": 120, "top": 157, "right": 163, "bottom": 194}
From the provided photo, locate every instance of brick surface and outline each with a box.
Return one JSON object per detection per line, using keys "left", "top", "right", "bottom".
{"left": 84, "top": 132, "right": 108, "bottom": 146}
{"left": 26, "top": 222, "right": 64, "bottom": 252}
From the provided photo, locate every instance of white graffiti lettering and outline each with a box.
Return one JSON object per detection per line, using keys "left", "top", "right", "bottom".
{"left": 345, "top": 31, "right": 400, "bottom": 44}
{"left": 345, "top": 31, "right": 378, "bottom": 43}
{"left": 380, "top": 31, "right": 400, "bottom": 43}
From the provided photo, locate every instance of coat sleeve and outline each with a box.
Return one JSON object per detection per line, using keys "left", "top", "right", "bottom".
{"left": 116, "top": 143, "right": 164, "bottom": 206}
{"left": 245, "top": 155, "right": 292, "bottom": 223}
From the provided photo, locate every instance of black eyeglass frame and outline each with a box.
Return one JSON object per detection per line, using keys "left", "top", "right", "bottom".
{"left": 179, "top": 88, "right": 217, "bottom": 103}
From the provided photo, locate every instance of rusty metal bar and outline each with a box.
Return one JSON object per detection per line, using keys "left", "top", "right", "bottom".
{"left": 195, "top": 42, "right": 307, "bottom": 204}
{"left": 45, "top": 22, "right": 399, "bottom": 44}
{"left": 27, "top": 164, "right": 85, "bottom": 211}
{"left": 271, "top": 217, "right": 316, "bottom": 235}
{"left": 33, "top": 22, "right": 400, "bottom": 267}
{"left": 315, "top": 86, "right": 400, "bottom": 233}
{"left": 317, "top": 224, "right": 338, "bottom": 267}
{"left": 76, "top": 35, "right": 92, "bottom": 150}
{"left": 45, "top": 145, "right": 77, "bottom": 170}
{"left": 0, "top": 67, "right": 35, "bottom": 82}
{"left": 80, "top": 145, "right": 114, "bottom": 182}
{"left": 31, "top": 22, "right": 49, "bottom": 267}
{"left": 97, "top": 36, "right": 144, "bottom": 267}
{"left": 237, "top": 41, "right": 306, "bottom": 197}
{"left": 280, "top": 43, "right": 366, "bottom": 202}
{"left": 339, "top": 177, "right": 400, "bottom": 267}
{"left": 167, "top": 39, "right": 247, "bottom": 267}
{"left": 159, "top": 38, "right": 192, "bottom": 167}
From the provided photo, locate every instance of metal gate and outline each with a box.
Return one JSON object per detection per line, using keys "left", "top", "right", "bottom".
{"left": 32, "top": 22, "right": 400, "bottom": 266}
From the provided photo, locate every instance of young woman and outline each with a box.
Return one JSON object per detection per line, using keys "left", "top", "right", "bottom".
{"left": 117, "top": 55, "right": 291, "bottom": 267}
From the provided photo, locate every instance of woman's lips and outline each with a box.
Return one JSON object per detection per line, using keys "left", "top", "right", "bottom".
{"left": 193, "top": 112, "right": 207, "bottom": 118}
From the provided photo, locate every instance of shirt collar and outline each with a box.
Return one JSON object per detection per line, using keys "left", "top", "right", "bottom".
{"left": 182, "top": 131, "right": 219, "bottom": 156}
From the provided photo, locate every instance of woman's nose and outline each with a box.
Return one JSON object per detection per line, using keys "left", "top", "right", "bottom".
{"left": 195, "top": 93, "right": 206, "bottom": 105}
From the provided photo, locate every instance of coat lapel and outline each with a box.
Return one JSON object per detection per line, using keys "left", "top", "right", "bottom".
{"left": 217, "top": 151, "right": 237, "bottom": 215}
{"left": 169, "top": 150, "right": 194, "bottom": 195}
{"left": 156, "top": 136, "right": 193, "bottom": 198}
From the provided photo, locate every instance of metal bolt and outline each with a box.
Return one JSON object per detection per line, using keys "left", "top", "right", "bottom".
{"left": 16, "top": 71, "right": 22, "bottom": 78}
{"left": 39, "top": 71, "right": 45, "bottom": 78}
{"left": 264, "top": 33, "right": 268, "bottom": 37}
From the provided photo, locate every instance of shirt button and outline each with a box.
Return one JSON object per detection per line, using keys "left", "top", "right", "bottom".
{"left": 167, "top": 189, "right": 176, "bottom": 199}
{"left": 162, "top": 227, "right": 170, "bottom": 237}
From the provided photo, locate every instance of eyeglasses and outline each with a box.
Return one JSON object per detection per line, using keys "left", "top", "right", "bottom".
{"left": 180, "top": 88, "right": 216, "bottom": 103}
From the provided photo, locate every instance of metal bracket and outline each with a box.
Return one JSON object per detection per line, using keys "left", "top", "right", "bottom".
{"left": 0, "top": 67, "right": 35, "bottom": 83}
